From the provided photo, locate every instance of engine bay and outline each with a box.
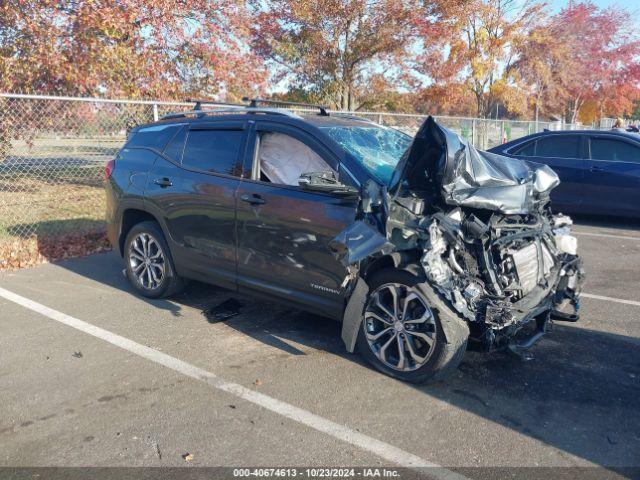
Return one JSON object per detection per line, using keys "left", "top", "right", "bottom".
{"left": 385, "top": 201, "right": 583, "bottom": 349}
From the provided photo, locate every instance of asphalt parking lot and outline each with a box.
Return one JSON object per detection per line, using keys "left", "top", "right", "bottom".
{"left": 1, "top": 215, "right": 639, "bottom": 479}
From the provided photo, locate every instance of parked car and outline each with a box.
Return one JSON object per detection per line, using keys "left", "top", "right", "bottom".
{"left": 106, "top": 100, "right": 583, "bottom": 383}
{"left": 489, "top": 129, "right": 640, "bottom": 218}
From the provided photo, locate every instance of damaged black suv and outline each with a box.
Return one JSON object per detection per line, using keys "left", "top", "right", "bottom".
{"left": 106, "top": 99, "right": 583, "bottom": 383}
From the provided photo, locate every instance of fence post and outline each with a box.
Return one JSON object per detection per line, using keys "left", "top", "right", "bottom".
{"left": 378, "top": 113, "right": 383, "bottom": 124}
{"left": 153, "top": 103, "right": 159, "bottom": 122}
{"left": 471, "top": 119, "right": 476, "bottom": 146}
{"left": 500, "top": 120, "right": 505, "bottom": 144}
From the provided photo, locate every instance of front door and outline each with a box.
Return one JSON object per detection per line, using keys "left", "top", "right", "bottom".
{"left": 530, "top": 134, "right": 586, "bottom": 213}
{"left": 236, "top": 122, "right": 359, "bottom": 318}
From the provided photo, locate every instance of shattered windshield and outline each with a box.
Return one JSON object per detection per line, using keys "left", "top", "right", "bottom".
{"left": 321, "top": 126, "right": 412, "bottom": 184}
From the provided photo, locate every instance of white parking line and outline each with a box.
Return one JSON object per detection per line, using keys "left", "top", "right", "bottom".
{"left": 573, "top": 231, "right": 640, "bottom": 241}
{"left": 582, "top": 292, "right": 640, "bottom": 307}
{"left": 0, "top": 286, "right": 466, "bottom": 480}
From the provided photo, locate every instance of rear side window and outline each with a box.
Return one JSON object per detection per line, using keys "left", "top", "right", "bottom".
{"left": 511, "top": 140, "right": 535, "bottom": 156}
{"left": 119, "top": 148, "right": 158, "bottom": 166}
{"left": 182, "top": 129, "right": 244, "bottom": 175}
{"left": 127, "top": 124, "right": 181, "bottom": 151}
{"left": 590, "top": 138, "right": 640, "bottom": 163}
{"left": 536, "top": 135, "right": 580, "bottom": 159}
{"left": 163, "top": 126, "right": 187, "bottom": 162}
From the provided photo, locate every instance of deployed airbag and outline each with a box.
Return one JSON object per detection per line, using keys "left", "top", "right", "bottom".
{"left": 390, "top": 117, "right": 560, "bottom": 214}
{"left": 259, "top": 132, "right": 331, "bottom": 185}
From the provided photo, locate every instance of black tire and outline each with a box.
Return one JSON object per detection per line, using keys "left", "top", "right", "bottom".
{"left": 123, "top": 221, "right": 184, "bottom": 299}
{"left": 356, "top": 268, "right": 469, "bottom": 384}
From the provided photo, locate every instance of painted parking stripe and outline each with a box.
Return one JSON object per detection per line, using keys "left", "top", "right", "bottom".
{"left": 0, "top": 286, "right": 466, "bottom": 480}
{"left": 582, "top": 292, "right": 640, "bottom": 307}
{"left": 573, "top": 231, "right": 640, "bottom": 241}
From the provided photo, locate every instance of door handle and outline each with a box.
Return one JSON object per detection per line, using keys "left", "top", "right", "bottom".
{"left": 240, "top": 194, "right": 267, "bottom": 205}
{"left": 590, "top": 166, "right": 604, "bottom": 173}
{"left": 153, "top": 177, "right": 173, "bottom": 187}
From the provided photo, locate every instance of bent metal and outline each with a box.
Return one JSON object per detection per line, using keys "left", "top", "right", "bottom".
{"left": 334, "top": 117, "right": 583, "bottom": 364}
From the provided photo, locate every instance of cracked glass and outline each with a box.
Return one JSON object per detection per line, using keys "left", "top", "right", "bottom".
{"left": 321, "top": 126, "right": 412, "bottom": 184}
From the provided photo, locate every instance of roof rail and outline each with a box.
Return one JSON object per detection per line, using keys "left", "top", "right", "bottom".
{"left": 161, "top": 107, "right": 302, "bottom": 121}
{"left": 186, "top": 98, "right": 247, "bottom": 111}
{"left": 243, "top": 97, "right": 330, "bottom": 116}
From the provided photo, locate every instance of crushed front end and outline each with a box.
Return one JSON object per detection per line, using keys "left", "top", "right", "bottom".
{"left": 335, "top": 116, "right": 584, "bottom": 355}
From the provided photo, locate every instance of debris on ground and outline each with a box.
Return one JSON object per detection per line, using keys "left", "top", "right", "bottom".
{"left": 154, "top": 442, "right": 162, "bottom": 459}
{"left": 182, "top": 453, "right": 194, "bottom": 462}
{"left": 204, "top": 298, "right": 243, "bottom": 323}
{"left": 72, "top": 351, "right": 83, "bottom": 358}
{"left": 229, "top": 404, "right": 236, "bottom": 409}
{"left": 253, "top": 379, "right": 263, "bottom": 386}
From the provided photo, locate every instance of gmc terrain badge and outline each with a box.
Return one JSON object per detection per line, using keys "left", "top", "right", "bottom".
{"left": 311, "top": 283, "right": 340, "bottom": 295}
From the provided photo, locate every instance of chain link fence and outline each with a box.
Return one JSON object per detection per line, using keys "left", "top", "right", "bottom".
{"left": 0, "top": 94, "right": 190, "bottom": 268}
{"left": 0, "top": 92, "right": 585, "bottom": 269}
{"left": 349, "top": 111, "right": 581, "bottom": 150}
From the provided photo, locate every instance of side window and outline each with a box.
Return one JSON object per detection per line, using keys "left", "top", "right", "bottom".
{"left": 511, "top": 140, "right": 536, "bottom": 156}
{"left": 257, "top": 131, "right": 332, "bottom": 186}
{"left": 182, "top": 129, "right": 244, "bottom": 175}
{"left": 127, "top": 124, "right": 180, "bottom": 151}
{"left": 536, "top": 135, "right": 580, "bottom": 159}
{"left": 163, "top": 126, "right": 187, "bottom": 162}
{"left": 590, "top": 138, "right": 640, "bottom": 163}
{"left": 118, "top": 148, "right": 158, "bottom": 167}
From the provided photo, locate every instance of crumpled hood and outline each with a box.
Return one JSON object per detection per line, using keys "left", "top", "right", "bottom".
{"left": 388, "top": 116, "right": 560, "bottom": 214}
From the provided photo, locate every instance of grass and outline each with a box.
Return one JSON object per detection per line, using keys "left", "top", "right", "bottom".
{"left": 0, "top": 136, "right": 119, "bottom": 268}
{"left": 0, "top": 174, "right": 106, "bottom": 240}
{"left": 0, "top": 136, "right": 116, "bottom": 242}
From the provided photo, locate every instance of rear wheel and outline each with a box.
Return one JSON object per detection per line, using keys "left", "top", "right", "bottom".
{"left": 356, "top": 268, "right": 469, "bottom": 383}
{"left": 124, "top": 221, "right": 184, "bottom": 298}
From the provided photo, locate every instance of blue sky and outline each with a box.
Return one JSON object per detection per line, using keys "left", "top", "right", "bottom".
{"left": 549, "top": 0, "right": 639, "bottom": 27}
{"left": 550, "top": 0, "right": 638, "bottom": 13}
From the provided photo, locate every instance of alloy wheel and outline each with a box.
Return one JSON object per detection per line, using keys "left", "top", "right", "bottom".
{"left": 128, "top": 233, "right": 166, "bottom": 291}
{"left": 363, "top": 283, "right": 437, "bottom": 371}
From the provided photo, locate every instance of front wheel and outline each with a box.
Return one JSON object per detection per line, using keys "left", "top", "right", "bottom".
{"left": 356, "top": 268, "right": 469, "bottom": 384}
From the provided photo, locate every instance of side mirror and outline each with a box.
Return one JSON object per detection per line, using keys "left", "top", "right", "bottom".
{"left": 298, "top": 171, "right": 359, "bottom": 198}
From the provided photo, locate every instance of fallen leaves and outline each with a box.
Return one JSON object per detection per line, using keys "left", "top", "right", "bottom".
{"left": 0, "top": 230, "right": 112, "bottom": 271}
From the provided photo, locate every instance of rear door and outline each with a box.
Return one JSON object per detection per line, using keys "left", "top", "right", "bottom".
{"left": 235, "top": 121, "right": 359, "bottom": 319}
{"left": 145, "top": 120, "right": 248, "bottom": 289}
{"left": 584, "top": 135, "right": 640, "bottom": 216}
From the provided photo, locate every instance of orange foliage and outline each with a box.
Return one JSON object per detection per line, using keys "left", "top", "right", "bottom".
{"left": 0, "top": 0, "right": 267, "bottom": 100}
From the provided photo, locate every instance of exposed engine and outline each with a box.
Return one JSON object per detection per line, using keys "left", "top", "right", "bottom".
{"left": 333, "top": 115, "right": 584, "bottom": 354}
{"left": 383, "top": 197, "right": 583, "bottom": 349}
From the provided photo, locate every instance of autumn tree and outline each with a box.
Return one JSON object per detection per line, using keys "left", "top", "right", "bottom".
{"left": 0, "top": 0, "right": 267, "bottom": 100}
{"left": 513, "top": 2, "right": 640, "bottom": 123}
{"left": 555, "top": 2, "right": 640, "bottom": 123}
{"left": 415, "top": 0, "right": 544, "bottom": 118}
{"left": 509, "top": 20, "right": 572, "bottom": 122}
{"left": 251, "top": 0, "right": 429, "bottom": 111}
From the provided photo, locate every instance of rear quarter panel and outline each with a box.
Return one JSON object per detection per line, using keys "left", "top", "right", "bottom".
{"left": 106, "top": 147, "right": 158, "bottom": 253}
